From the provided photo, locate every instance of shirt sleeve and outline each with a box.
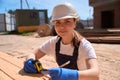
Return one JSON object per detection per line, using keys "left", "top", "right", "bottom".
{"left": 82, "top": 39, "right": 97, "bottom": 59}
{"left": 38, "top": 36, "right": 57, "bottom": 56}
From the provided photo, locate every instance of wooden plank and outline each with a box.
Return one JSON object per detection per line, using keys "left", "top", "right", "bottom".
{"left": 0, "top": 52, "right": 23, "bottom": 69}
{"left": 86, "top": 37, "right": 120, "bottom": 43}
{"left": 0, "top": 51, "right": 49, "bottom": 80}
{"left": 0, "top": 70, "right": 13, "bottom": 80}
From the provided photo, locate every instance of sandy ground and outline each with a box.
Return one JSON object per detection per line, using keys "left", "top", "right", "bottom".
{"left": 0, "top": 33, "right": 120, "bottom": 80}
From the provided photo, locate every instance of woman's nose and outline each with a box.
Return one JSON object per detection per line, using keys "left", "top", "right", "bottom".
{"left": 59, "top": 23, "right": 66, "bottom": 29}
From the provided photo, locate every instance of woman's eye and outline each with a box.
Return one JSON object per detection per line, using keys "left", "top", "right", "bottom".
{"left": 56, "top": 22, "right": 60, "bottom": 25}
{"left": 54, "top": 22, "right": 61, "bottom": 26}
{"left": 65, "top": 21, "right": 71, "bottom": 24}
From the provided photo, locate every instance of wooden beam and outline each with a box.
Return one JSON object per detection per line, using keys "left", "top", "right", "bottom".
{"left": 0, "top": 51, "right": 49, "bottom": 80}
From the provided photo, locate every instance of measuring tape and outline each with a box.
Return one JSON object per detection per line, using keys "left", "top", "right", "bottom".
{"left": 33, "top": 60, "right": 43, "bottom": 73}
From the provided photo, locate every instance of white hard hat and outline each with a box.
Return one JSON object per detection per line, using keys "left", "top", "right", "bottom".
{"left": 51, "top": 3, "right": 80, "bottom": 22}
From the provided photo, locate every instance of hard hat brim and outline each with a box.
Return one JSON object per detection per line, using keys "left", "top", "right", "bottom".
{"left": 51, "top": 15, "right": 76, "bottom": 22}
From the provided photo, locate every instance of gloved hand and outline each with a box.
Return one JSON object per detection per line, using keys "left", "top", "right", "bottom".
{"left": 23, "top": 58, "right": 37, "bottom": 73}
{"left": 48, "top": 68, "right": 78, "bottom": 80}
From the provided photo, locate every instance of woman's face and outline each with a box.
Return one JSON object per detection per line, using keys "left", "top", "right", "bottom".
{"left": 53, "top": 18, "right": 76, "bottom": 37}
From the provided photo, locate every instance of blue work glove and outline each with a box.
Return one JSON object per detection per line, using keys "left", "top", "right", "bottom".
{"left": 23, "top": 58, "right": 37, "bottom": 73}
{"left": 48, "top": 68, "right": 78, "bottom": 80}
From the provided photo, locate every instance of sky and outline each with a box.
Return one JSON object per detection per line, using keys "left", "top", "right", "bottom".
{"left": 0, "top": 0, "right": 93, "bottom": 20}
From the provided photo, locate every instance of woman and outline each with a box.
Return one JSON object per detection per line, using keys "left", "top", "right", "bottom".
{"left": 24, "top": 3, "right": 99, "bottom": 80}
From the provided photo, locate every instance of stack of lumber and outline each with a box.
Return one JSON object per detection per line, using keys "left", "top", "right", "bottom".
{"left": 79, "top": 29, "right": 120, "bottom": 43}
{"left": 0, "top": 51, "right": 49, "bottom": 80}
